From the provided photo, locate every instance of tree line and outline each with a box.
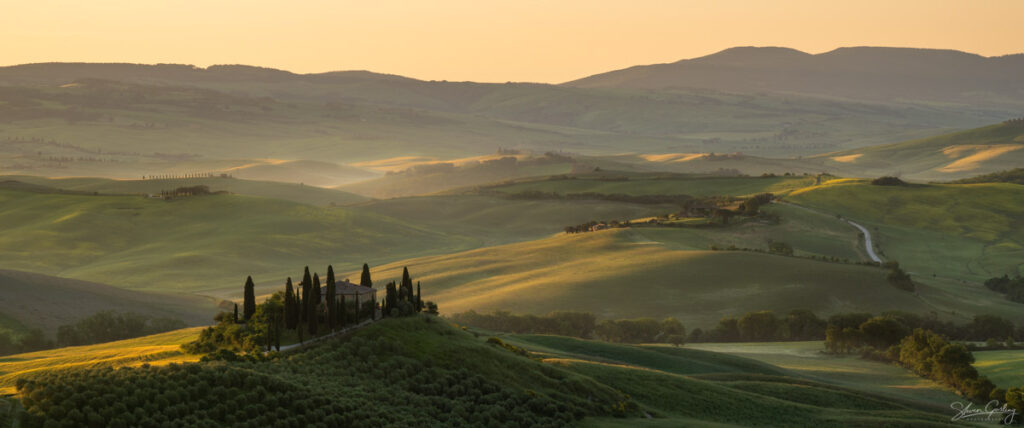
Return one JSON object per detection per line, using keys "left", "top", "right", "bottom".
{"left": 450, "top": 311, "right": 685, "bottom": 346}
{"left": 451, "top": 309, "right": 1024, "bottom": 348}
{"left": 183, "top": 264, "right": 437, "bottom": 355}
{"left": 0, "top": 311, "right": 186, "bottom": 357}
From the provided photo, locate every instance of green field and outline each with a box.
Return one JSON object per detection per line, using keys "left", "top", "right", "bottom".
{"left": 359, "top": 229, "right": 1003, "bottom": 329}
{"left": 350, "top": 194, "right": 677, "bottom": 246}
{"left": 0, "top": 188, "right": 682, "bottom": 299}
{"left": 630, "top": 203, "right": 867, "bottom": 261}
{"left": 0, "top": 189, "right": 473, "bottom": 296}
{"left": 787, "top": 180, "right": 1024, "bottom": 281}
{"left": 0, "top": 269, "right": 218, "bottom": 334}
{"left": 974, "top": 350, "right": 1024, "bottom": 388}
{"left": 487, "top": 174, "right": 818, "bottom": 198}
{"left": 492, "top": 333, "right": 957, "bottom": 426}
{"left": 685, "top": 342, "right": 962, "bottom": 411}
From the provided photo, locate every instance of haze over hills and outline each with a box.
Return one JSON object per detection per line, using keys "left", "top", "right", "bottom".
{"left": 2, "top": 46, "right": 1022, "bottom": 187}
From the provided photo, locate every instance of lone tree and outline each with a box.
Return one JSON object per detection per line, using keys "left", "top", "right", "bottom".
{"left": 300, "top": 267, "right": 312, "bottom": 322}
{"left": 284, "top": 277, "right": 297, "bottom": 329}
{"left": 326, "top": 266, "right": 337, "bottom": 331}
{"left": 360, "top": 263, "right": 373, "bottom": 287}
{"left": 243, "top": 276, "right": 256, "bottom": 321}
{"left": 416, "top": 281, "right": 422, "bottom": 312}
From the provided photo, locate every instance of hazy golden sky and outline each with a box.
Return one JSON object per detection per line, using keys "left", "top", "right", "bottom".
{"left": 3, "top": 0, "right": 1023, "bottom": 83}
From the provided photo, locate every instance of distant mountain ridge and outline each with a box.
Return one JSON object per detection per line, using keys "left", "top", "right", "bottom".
{"left": 565, "top": 46, "right": 1024, "bottom": 106}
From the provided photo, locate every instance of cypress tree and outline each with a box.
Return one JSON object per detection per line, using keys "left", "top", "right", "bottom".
{"left": 360, "top": 263, "right": 373, "bottom": 287}
{"left": 243, "top": 276, "right": 256, "bottom": 321}
{"left": 385, "top": 281, "right": 398, "bottom": 317}
{"left": 401, "top": 267, "right": 412, "bottom": 303}
{"left": 301, "top": 267, "right": 312, "bottom": 322}
{"left": 326, "top": 268, "right": 337, "bottom": 331}
{"left": 416, "top": 281, "right": 422, "bottom": 312}
{"left": 284, "top": 277, "right": 296, "bottom": 329}
{"left": 310, "top": 273, "right": 322, "bottom": 336}
{"left": 233, "top": 303, "right": 239, "bottom": 323}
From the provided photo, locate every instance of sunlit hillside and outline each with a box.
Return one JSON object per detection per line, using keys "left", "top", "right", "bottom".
{"left": 0, "top": 327, "right": 202, "bottom": 395}
{"left": 357, "top": 229, "right": 1018, "bottom": 328}
{"left": 787, "top": 179, "right": 1024, "bottom": 281}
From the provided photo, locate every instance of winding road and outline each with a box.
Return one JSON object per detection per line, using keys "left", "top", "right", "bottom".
{"left": 844, "top": 219, "right": 882, "bottom": 263}
{"left": 774, "top": 201, "right": 882, "bottom": 264}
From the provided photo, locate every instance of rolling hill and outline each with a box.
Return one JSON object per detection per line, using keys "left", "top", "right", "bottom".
{"left": 353, "top": 229, "right": 1019, "bottom": 329}
{"left": 806, "top": 121, "right": 1024, "bottom": 180}
{"left": 0, "top": 187, "right": 679, "bottom": 298}
{"left": 566, "top": 46, "right": 1024, "bottom": 108}
{"left": 0, "top": 188, "right": 472, "bottom": 296}
{"left": 0, "top": 56, "right": 1014, "bottom": 184}
{"left": 0, "top": 270, "right": 217, "bottom": 335}
{"left": 1, "top": 175, "right": 368, "bottom": 206}
{"left": 786, "top": 179, "right": 1024, "bottom": 282}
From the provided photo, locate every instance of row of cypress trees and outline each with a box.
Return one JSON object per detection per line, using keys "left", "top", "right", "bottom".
{"left": 240, "top": 264, "right": 378, "bottom": 342}
{"left": 239, "top": 263, "right": 430, "bottom": 343}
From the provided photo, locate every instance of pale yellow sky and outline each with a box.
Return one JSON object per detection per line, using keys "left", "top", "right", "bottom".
{"left": 3, "top": 0, "right": 1022, "bottom": 83}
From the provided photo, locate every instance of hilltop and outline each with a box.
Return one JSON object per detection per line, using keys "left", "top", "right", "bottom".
{"left": 566, "top": 46, "right": 1024, "bottom": 107}
{"left": 0, "top": 55, "right": 1014, "bottom": 184}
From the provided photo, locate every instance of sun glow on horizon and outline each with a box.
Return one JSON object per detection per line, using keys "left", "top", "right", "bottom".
{"left": 3, "top": 0, "right": 1023, "bottom": 83}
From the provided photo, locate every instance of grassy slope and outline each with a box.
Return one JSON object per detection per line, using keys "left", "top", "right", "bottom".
{"left": 0, "top": 269, "right": 218, "bottom": 334}
{"left": 484, "top": 174, "right": 818, "bottom": 197}
{"left": 349, "top": 194, "right": 677, "bottom": 247}
{"left": 810, "top": 123, "right": 1024, "bottom": 180}
{"left": 787, "top": 180, "right": 1024, "bottom": 281}
{"left": 339, "top": 160, "right": 576, "bottom": 198}
{"left": 634, "top": 203, "right": 866, "bottom": 261}
{"left": 974, "top": 349, "right": 1024, "bottom": 388}
{"left": 491, "top": 332, "right": 956, "bottom": 426}
{"left": 1, "top": 175, "right": 368, "bottom": 206}
{"left": 0, "top": 189, "right": 474, "bottom": 296}
{"left": 0, "top": 188, "right": 682, "bottom": 299}
{"left": 361, "top": 229, "right": 962, "bottom": 329}
{"left": 0, "top": 327, "right": 202, "bottom": 395}
{"left": 686, "top": 342, "right": 963, "bottom": 411}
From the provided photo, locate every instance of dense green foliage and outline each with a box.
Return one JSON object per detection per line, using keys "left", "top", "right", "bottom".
{"left": 870, "top": 176, "right": 906, "bottom": 186}
{"left": 0, "top": 329, "right": 52, "bottom": 357}
{"left": 18, "top": 316, "right": 635, "bottom": 427}
{"left": 897, "top": 329, "right": 997, "bottom": 403}
{"left": 985, "top": 275, "right": 1024, "bottom": 303}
